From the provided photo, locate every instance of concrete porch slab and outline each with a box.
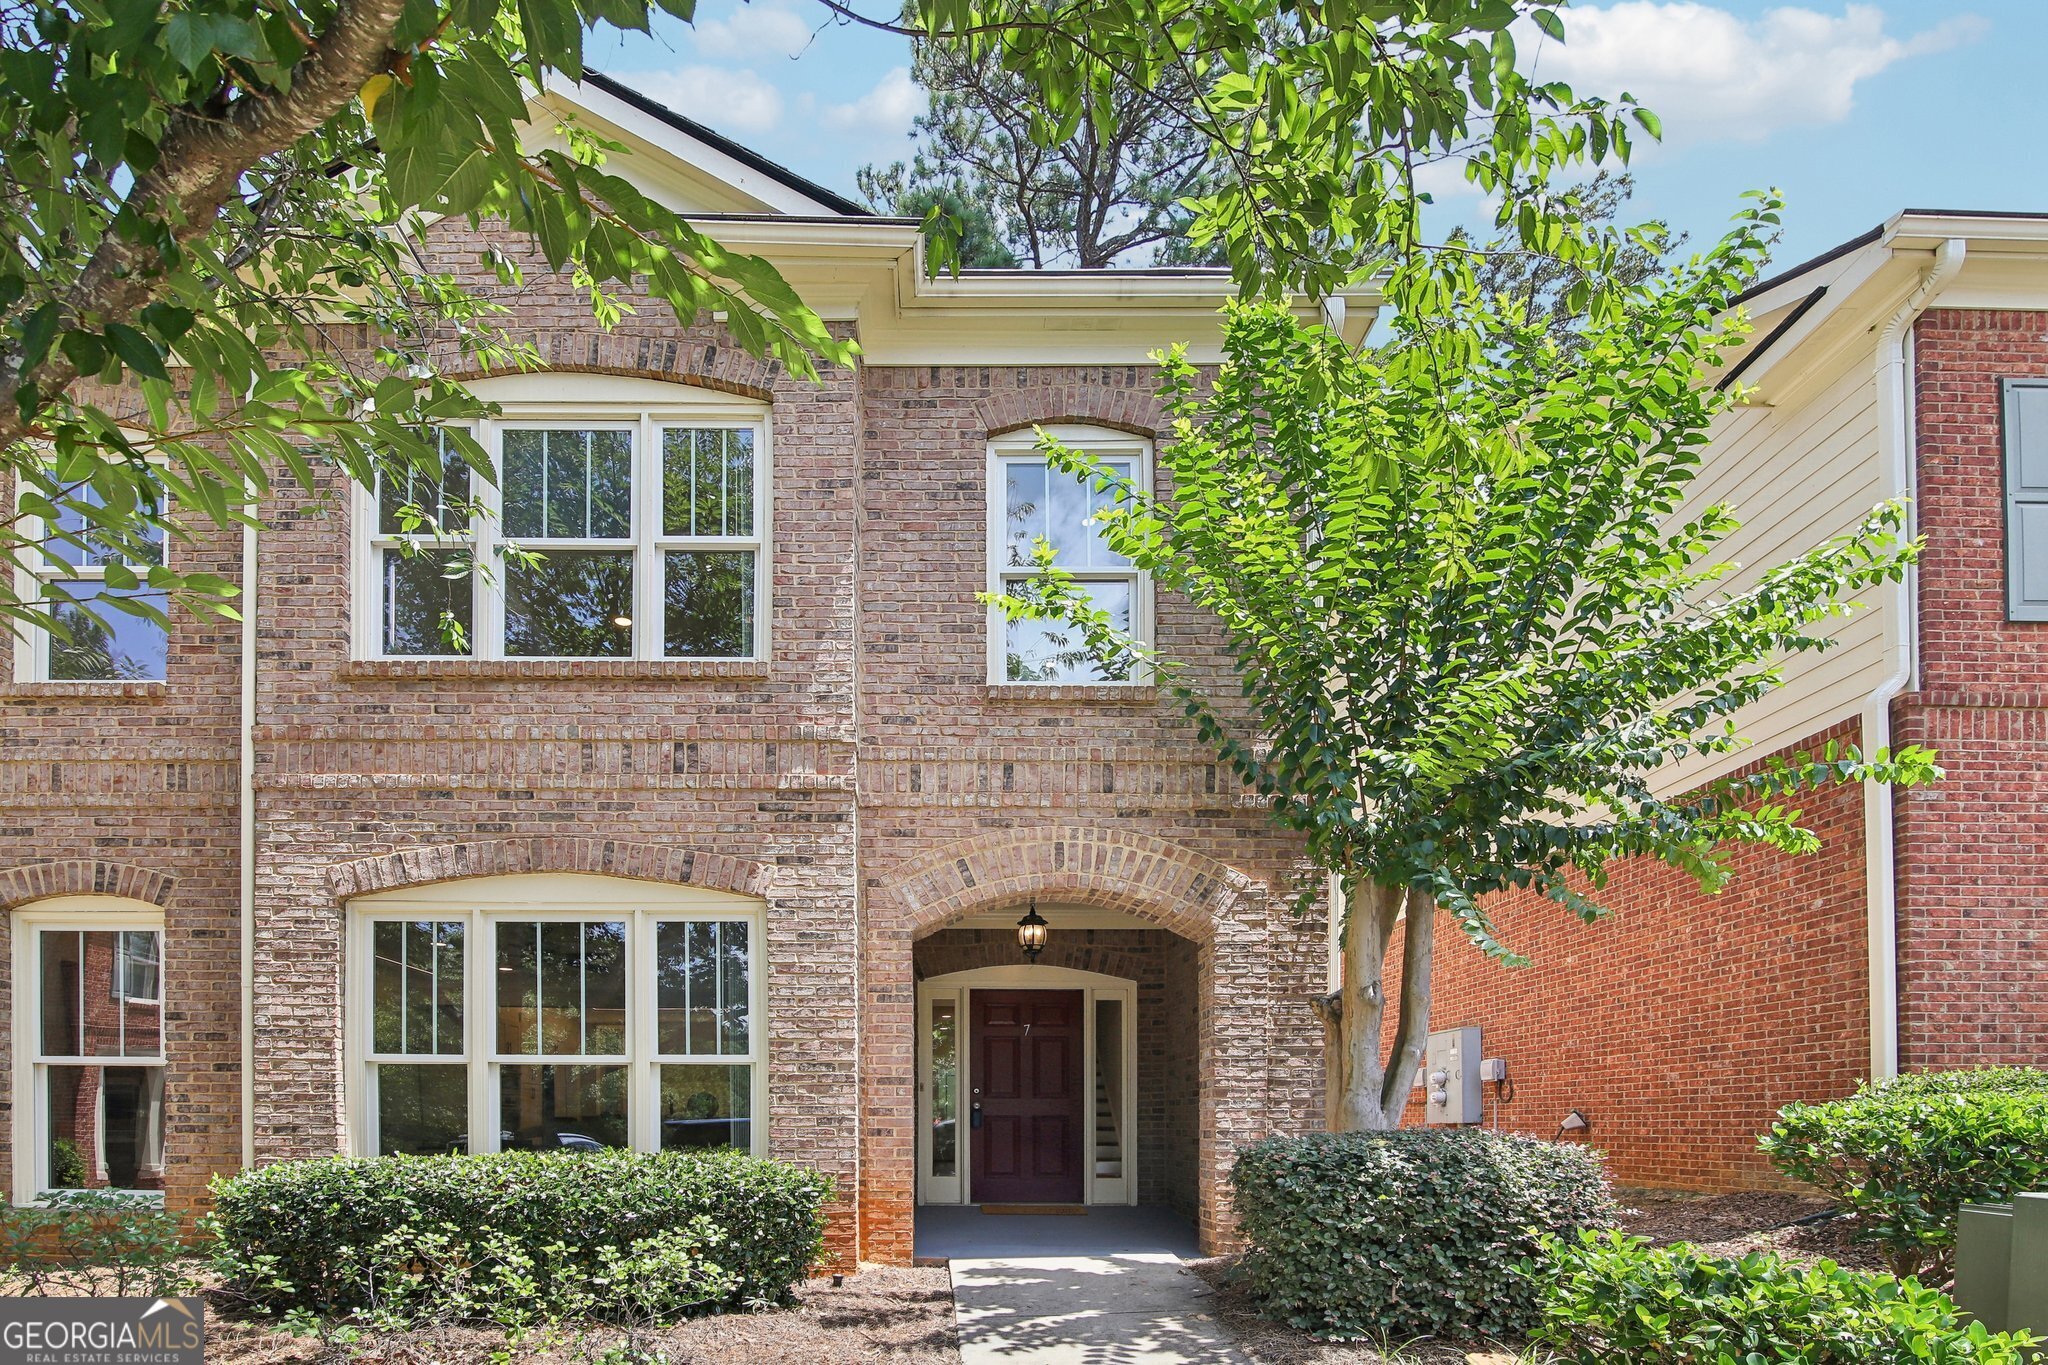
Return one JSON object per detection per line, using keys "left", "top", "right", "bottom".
{"left": 915, "top": 1204, "right": 1201, "bottom": 1260}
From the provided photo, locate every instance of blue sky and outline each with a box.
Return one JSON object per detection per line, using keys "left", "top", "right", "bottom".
{"left": 587, "top": 0, "right": 2039, "bottom": 271}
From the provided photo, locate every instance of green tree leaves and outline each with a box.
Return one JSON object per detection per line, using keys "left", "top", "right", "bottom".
{"left": 997, "top": 190, "right": 1930, "bottom": 949}
{"left": 0, "top": 0, "right": 844, "bottom": 644}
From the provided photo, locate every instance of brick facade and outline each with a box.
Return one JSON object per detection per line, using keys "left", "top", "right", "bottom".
{"left": 1895, "top": 308, "right": 2048, "bottom": 1070}
{"left": 1384, "top": 719, "right": 1873, "bottom": 1189}
{"left": 0, "top": 219, "right": 1328, "bottom": 1260}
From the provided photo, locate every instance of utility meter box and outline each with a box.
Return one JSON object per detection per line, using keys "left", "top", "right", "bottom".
{"left": 1423, "top": 1026, "right": 1483, "bottom": 1126}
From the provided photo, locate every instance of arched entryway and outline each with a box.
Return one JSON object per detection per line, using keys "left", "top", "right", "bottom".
{"left": 912, "top": 915, "right": 1201, "bottom": 1223}
{"left": 864, "top": 824, "right": 1324, "bottom": 1263}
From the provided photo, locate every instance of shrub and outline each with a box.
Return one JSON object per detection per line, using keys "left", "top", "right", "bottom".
{"left": 1762, "top": 1068, "right": 2048, "bottom": 1281}
{"left": 207, "top": 1148, "right": 832, "bottom": 1325}
{"left": 1229, "top": 1129, "right": 1614, "bottom": 1341}
{"left": 1530, "top": 1230, "right": 2036, "bottom": 1363}
{"left": 1, "top": 1190, "right": 197, "bottom": 1299}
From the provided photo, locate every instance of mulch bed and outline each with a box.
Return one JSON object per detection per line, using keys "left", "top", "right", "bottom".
{"left": 207, "top": 1267, "right": 960, "bottom": 1365}
{"left": 9, "top": 1266, "right": 961, "bottom": 1365}
{"left": 1614, "top": 1187, "right": 1886, "bottom": 1272}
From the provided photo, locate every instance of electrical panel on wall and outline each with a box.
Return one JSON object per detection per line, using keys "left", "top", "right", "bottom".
{"left": 1423, "top": 1026, "right": 1483, "bottom": 1126}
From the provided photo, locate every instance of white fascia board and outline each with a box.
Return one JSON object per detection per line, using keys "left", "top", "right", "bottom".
{"left": 1883, "top": 212, "right": 2048, "bottom": 251}
{"left": 536, "top": 81, "right": 844, "bottom": 217}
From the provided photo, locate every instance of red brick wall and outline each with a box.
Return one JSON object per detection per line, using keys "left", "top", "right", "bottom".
{"left": 1385, "top": 719, "right": 1872, "bottom": 1190}
{"left": 1895, "top": 309, "right": 2048, "bottom": 1070}
{"left": 0, "top": 486, "right": 244, "bottom": 1216}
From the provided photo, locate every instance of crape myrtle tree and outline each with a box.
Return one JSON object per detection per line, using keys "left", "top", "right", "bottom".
{"left": 0, "top": 0, "right": 1645, "bottom": 649}
{"left": 993, "top": 196, "right": 1937, "bottom": 1130}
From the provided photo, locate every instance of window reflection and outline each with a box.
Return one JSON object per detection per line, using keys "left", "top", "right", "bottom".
{"left": 377, "top": 1064, "right": 468, "bottom": 1155}
{"left": 658, "top": 1064, "right": 751, "bottom": 1152}
{"left": 495, "top": 920, "right": 627, "bottom": 1056}
{"left": 655, "top": 920, "right": 749, "bottom": 1056}
{"left": 41, "top": 930, "right": 163, "bottom": 1058}
{"left": 45, "top": 1066, "right": 163, "bottom": 1194}
{"left": 931, "top": 1001, "right": 957, "bottom": 1178}
{"left": 500, "top": 1064, "right": 629, "bottom": 1151}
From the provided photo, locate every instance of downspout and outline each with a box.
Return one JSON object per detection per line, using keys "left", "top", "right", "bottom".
{"left": 1864, "top": 237, "right": 1964, "bottom": 1081}
{"left": 239, "top": 513, "right": 258, "bottom": 1168}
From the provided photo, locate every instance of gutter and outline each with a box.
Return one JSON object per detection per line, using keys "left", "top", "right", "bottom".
{"left": 239, "top": 514, "right": 257, "bottom": 1167}
{"left": 1863, "top": 236, "right": 1964, "bottom": 1081}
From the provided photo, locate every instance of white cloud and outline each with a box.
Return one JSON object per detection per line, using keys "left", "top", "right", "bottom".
{"left": 625, "top": 66, "right": 785, "bottom": 134}
{"left": 824, "top": 66, "right": 926, "bottom": 138}
{"left": 689, "top": 1, "right": 815, "bottom": 63}
{"left": 1524, "top": 2, "right": 1984, "bottom": 144}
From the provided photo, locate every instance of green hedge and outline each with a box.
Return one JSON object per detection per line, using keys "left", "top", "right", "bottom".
{"left": 208, "top": 1149, "right": 832, "bottom": 1324}
{"left": 1230, "top": 1129, "right": 1614, "bottom": 1341}
{"left": 1530, "top": 1230, "right": 2035, "bottom": 1363}
{"left": 1761, "top": 1067, "right": 2048, "bottom": 1280}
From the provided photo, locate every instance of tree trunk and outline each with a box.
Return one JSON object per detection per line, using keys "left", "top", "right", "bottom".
{"left": 1313, "top": 879, "right": 1437, "bottom": 1131}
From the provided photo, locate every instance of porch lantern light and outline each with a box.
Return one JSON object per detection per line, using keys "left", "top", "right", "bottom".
{"left": 1016, "top": 902, "right": 1049, "bottom": 962}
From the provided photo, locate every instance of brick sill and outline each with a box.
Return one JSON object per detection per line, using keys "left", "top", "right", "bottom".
{"left": 343, "top": 659, "right": 772, "bottom": 682}
{"left": 982, "top": 682, "right": 1158, "bottom": 704}
{"left": 0, "top": 681, "right": 168, "bottom": 703}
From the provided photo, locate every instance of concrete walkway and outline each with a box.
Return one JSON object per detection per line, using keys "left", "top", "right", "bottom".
{"left": 929, "top": 1208, "right": 1247, "bottom": 1364}
{"left": 951, "top": 1253, "right": 1247, "bottom": 1364}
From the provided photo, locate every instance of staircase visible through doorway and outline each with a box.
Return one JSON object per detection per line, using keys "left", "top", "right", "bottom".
{"left": 1094, "top": 1071, "right": 1122, "bottom": 1179}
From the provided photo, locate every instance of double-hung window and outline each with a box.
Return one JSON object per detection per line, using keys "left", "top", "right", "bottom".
{"left": 371, "top": 430, "right": 475, "bottom": 657}
{"left": 351, "top": 877, "right": 763, "bottom": 1157}
{"left": 13, "top": 902, "right": 167, "bottom": 1202}
{"left": 989, "top": 427, "right": 1150, "bottom": 683}
{"left": 358, "top": 386, "right": 767, "bottom": 661}
{"left": 14, "top": 482, "right": 169, "bottom": 683}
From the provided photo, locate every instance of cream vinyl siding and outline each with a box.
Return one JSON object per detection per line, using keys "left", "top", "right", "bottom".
{"left": 1654, "top": 349, "right": 1892, "bottom": 796}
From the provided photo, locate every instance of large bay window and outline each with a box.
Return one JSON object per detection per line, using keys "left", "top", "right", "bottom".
{"left": 988, "top": 427, "right": 1151, "bottom": 683}
{"left": 357, "top": 379, "right": 767, "bottom": 662}
{"left": 349, "top": 875, "right": 763, "bottom": 1157}
{"left": 12, "top": 899, "right": 167, "bottom": 1203}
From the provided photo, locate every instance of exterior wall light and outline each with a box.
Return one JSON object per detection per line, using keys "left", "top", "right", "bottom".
{"left": 1016, "top": 902, "right": 1049, "bottom": 962}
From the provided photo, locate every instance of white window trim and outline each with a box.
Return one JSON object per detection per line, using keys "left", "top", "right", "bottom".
{"left": 986, "top": 425, "right": 1154, "bottom": 686}
{"left": 112, "top": 931, "right": 161, "bottom": 1006}
{"left": 11, "top": 471, "right": 170, "bottom": 684}
{"left": 344, "top": 873, "right": 768, "bottom": 1159}
{"left": 10, "top": 897, "right": 168, "bottom": 1207}
{"left": 351, "top": 385, "right": 772, "bottom": 663}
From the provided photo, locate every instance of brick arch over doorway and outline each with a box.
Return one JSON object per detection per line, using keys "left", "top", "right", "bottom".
{"left": 891, "top": 825, "right": 1258, "bottom": 946}
{"left": 863, "top": 824, "right": 1323, "bottom": 1263}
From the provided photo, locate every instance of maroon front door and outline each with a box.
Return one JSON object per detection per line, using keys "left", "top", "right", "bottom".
{"left": 971, "top": 990, "right": 1085, "bottom": 1204}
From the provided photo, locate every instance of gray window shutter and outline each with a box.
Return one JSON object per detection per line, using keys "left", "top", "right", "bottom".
{"left": 2005, "top": 378, "right": 2048, "bottom": 620}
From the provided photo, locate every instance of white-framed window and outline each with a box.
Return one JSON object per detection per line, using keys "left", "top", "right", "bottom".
{"left": 346, "top": 873, "right": 765, "bottom": 1158}
{"left": 355, "top": 376, "right": 769, "bottom": 662}
{"left": 11, "top": 898, "right": 167, "bottom": 1204}
{"left": 11, "top": 480, "right": 170, "bottom": 683}
{"left": 111, "top": 931, "right": 161, "bottom": 1004}
{"left": 987, "top": 426, "right": 1152, "bottom": 684}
